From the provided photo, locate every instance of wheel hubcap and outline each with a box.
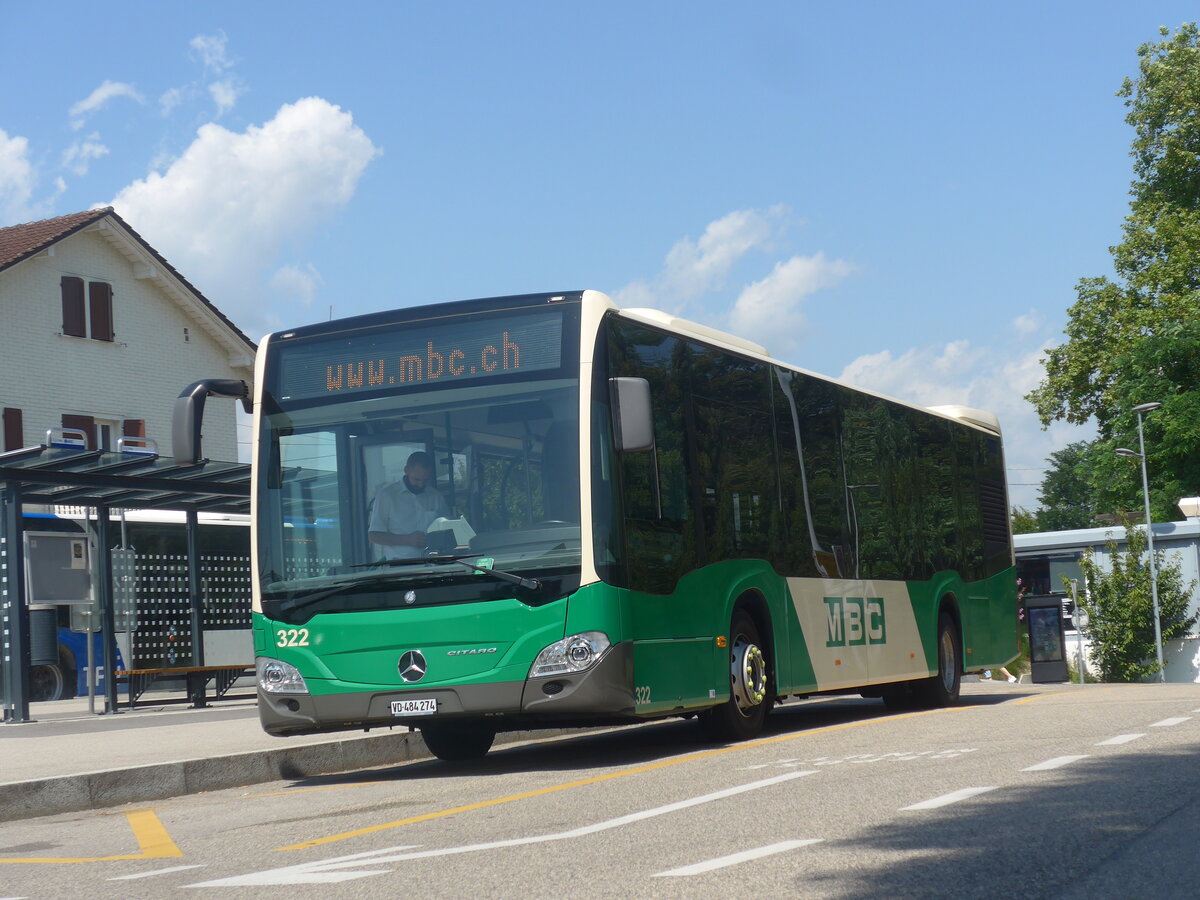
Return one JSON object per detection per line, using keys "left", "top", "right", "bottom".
{"left": 730, "top": 636, "right": 767, "bottom": 715}
{"left": 939, "top": 630, "right": 956, "bottom": 693}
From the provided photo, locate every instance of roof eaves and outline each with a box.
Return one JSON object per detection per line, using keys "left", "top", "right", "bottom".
{"left": 0, "top": 207, "right": 113, "bottom": 275}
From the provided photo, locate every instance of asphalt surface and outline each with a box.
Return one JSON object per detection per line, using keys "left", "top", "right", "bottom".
{"left": 1, "top": 681, "right": 1198, "bottom": 899}
{"left": 0, "top": 689, "right": 582, "bottom": 822}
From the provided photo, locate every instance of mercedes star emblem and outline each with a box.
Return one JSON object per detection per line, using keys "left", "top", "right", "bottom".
{"left": 404, "top": 590, "right": 417, "bottom": 605}
{"left": 398, "top": 650, "right": 427, "bottom": 683}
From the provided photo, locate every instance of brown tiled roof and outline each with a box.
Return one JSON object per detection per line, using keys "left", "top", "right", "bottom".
{"left": 0, "top": 207, "right": 255, "bottom": 351}
{"left": 0, "top": 207, "right": 111, "bottom": 273}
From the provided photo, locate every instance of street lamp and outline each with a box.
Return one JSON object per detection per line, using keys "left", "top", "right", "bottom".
{"left": 1115, "top": 400, "right": 1165, "bottom": 683}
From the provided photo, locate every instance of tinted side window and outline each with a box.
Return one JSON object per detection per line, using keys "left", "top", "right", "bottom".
{"left": 689, "top": 346, "right": 774, "bottom": 564}
{"left": 606, "top": 317, "right": 697, "bottom": 593}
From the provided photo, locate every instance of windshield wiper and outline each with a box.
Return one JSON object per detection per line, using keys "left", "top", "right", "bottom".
{"left": 445, "top": 558, "right": 541, "bottom": 591}
{"left": 354, "top": 554, "right": 541, "bottom": 590}
{"left": 271, "top": 572, "right": 405, "bottom": 615}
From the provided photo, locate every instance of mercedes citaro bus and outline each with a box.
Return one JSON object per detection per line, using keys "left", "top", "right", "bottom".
{"left": 233, "top": 290, "right": 1016, "bottom": 760}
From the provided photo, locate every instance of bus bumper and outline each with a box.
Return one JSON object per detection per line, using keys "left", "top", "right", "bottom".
{"left": 259, "top": 640, "right": 634, "bottom": 736}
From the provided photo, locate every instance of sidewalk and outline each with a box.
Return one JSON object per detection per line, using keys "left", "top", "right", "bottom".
{"left": 0, "top": 692, "right": 548, "bottom": 822}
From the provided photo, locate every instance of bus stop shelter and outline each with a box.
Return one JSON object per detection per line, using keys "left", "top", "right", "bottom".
{"left": 0, "top": 442, "right": 251, "bottom": 723}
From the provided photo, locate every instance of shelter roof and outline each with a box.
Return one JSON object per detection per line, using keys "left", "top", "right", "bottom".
{"left": 0, "top": 444, "right": 250, "bottom": 514}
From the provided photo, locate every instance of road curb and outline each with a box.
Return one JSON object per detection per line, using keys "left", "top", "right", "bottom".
{"left": 0, "top": 727, "right": 564, "bottom": 822}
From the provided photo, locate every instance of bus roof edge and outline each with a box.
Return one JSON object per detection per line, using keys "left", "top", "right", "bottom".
{"left": 928, "top": 405, "right": 1002, "bottom": 434}
{"left": 619, "top": 307, "right": 769, "bottom": 358}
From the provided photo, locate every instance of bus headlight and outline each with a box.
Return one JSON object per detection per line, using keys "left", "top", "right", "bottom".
{"left": 530, "top": 632, "right": 610, "bottom": 677}
{"left": 257, "top": 657, "right": 309, "bottom": 694}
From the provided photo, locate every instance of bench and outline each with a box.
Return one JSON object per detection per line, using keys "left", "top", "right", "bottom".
{"left": 114, "top": 665, "right": 254, "bottom": 709}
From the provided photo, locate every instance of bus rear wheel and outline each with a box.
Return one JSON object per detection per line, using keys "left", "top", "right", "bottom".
{"left": 916, "top": 612, "right": 962, "bottom": 708}
{"left": 420, "top": 721, "right": 496, "bottom": 762}
{"left": 700, "top": 611, "right": 770, "bottom": 742}
{"left": 29, "top": 664, "right": 66, "bottom": 702}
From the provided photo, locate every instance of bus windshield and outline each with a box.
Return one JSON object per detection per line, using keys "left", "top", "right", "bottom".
{"left": 256, "top": 303, "right": 581, "bottom": 615}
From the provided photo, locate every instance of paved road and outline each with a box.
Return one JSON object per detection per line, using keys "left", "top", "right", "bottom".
{"left": 1, "top": 683, "right": 1198, "bottom": 899}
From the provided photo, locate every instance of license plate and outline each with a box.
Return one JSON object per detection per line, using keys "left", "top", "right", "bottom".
{"left": 391, "top": 697, "right": 437, "bottom": 716}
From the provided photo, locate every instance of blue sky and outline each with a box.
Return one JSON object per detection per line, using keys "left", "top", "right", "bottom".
{"left": 3, "top": 3, "right": 1197, "bottom": 507}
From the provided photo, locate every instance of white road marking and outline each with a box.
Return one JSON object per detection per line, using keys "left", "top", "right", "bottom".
{"left": 752, "top": 748, "right": 976, "bottom": 770}
{"left": 901, "top": 787, "right": 997, "bottom": 810}
{"left": 109, "top": 865, "right": 205, "bottom": 880}
{"left": 1097, "top": 733, "right": 1145, "bottom": 746}
{"left": 653, "top": 839, "right": 823, "bottom": 877}
{"left": 189, "top": 770, "right": 817, "bottom": 887}
{"left": 1150, "top": 716, "right": 1191, "bottom": 728}
{"left": 1022, "top": 755, "right": 1089, "bottom": 771}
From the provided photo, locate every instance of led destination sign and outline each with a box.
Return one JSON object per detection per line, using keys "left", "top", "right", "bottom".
{"left": 276, "top": 309, "right": 565, "bottom": 402}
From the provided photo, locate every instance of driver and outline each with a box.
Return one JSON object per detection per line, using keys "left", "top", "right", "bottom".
{"left": 368, "top": 451, "right": 449, "bottom": 559}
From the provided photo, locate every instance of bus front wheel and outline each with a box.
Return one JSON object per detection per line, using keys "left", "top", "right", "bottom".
{"left": 420, "top": 721, "right": 496, "bottom": 762}
{"left": 700, "top": 610, "right": 770, "bottom": 742}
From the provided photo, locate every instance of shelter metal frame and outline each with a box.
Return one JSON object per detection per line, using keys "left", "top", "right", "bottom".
{"left": 0, "top": 444, "right": 250, "bottom": 722}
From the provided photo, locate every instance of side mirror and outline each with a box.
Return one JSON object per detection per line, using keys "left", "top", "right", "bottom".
{"left": 173, "top": 379, "right": 252, "bottom": 464}
{"left": 609, "top": 377, "right": 654, "bottom": 452}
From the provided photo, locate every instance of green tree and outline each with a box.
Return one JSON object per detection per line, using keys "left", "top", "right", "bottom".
{"left": 1027, "top": 24, "right": 1200, "bottom": 522}
{"left": 1035, "top": 442, "right": 1097, "bottom": 531}
{"left": 1075, "top": 524, "right": 1198, "bottom": 681}
{"left": 1010, "top": 506, "right": 1039, "bottom": 535}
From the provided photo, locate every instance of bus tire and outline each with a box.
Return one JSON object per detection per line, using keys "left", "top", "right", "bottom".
{"left": 29, "top": 663, "right": 66, "bottom": 702}
{"left": 700, "top": 610, "right": 770, "bottom": 742}
{"left": 420, "top": 721, "right": 496, "bottom": 762}
{"left": 916, "top": 611, "right": 962, "bottom": 708}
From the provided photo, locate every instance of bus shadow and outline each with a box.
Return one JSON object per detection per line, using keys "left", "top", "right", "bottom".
{"left": 285, "top": 690, "right": 1032, "bottom": 789}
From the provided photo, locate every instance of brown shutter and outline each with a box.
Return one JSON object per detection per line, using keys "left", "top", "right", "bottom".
{"left": 89, "top": 281, "right": 114, "bottom": 341}
{"left": 122, "top": 419, "right": 145, "bottom": 438}
{"left": 3, "top": 407, "right": 23, "bottom": 452}
{"left": 61, "top": 276, "right": 85, "bottom": 336}
{"left": 61, "top": 414, "right": 96, "bottom": 450}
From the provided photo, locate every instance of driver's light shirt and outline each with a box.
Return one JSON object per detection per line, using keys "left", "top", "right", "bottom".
{"left": 369, "top": 481, "right": 448, "bottom": 559}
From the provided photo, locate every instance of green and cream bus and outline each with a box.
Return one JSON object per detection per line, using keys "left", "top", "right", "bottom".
{"left": 247, "top": 290, "right": 1018, "bottom": 760}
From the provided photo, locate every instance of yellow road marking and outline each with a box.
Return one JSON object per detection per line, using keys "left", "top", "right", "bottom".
{"left": 278, "top": 705, "right": 971, "bottom": 852}
{"left": 0, "top": 808, "right": 183, "bottom": 865}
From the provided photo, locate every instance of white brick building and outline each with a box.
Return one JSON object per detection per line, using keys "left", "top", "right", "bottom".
{"left": 0, "top": 208, "right": 254, "bottom": 461}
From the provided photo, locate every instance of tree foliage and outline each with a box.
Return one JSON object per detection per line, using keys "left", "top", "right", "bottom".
{"left": 1027, "top": 23, "right": 1200, "bottom": 522}
{"left": 1035, "top": 442, "right": 1097, "bottom": 530}
{"left": 1076, "top": 524, "right": 1198, "bottom": 681}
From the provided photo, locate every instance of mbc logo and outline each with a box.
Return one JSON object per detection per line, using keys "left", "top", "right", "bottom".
{"left": 824, "top": 597, "right": 886, "bottom": 647}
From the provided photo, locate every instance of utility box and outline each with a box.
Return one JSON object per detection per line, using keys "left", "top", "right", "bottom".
{"left": 24, "top": 532, "right": 90, "bottom": 605}
{"left": 1025, "top": 593, "right": 1069, "bottom": 683}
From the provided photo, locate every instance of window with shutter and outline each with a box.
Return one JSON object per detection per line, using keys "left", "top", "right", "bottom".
{"left": 61, "top": 414, "right": 96, "bottom": 450}
{"left": 89, "top": 281, "right": 114, "bottom": 341}
{"left": 3, "top": 407, "right": 23, "bottom": 452}
{"left": 61, "top": 276, "right": 86, "bottom": 336}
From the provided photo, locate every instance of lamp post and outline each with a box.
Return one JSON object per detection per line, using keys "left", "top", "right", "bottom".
{"left": 1115, "top": 400, "right": 1165, "bottom": 683}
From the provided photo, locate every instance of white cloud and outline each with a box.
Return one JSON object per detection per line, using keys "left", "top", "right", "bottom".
{"left": 69, "top": 80, "right": 144, "bottom": 129}
{"left": 110, "top": 97, "right": 380, "bottom": 339}
{"left": 208, "top": 79, "right": 243, "bottom": 117}
{"left": 190, "top": 31, "right": 233, "bottom": 72}
{"left": 613, "top": 206, "right": 786, "bottom": 308}
{"left": 729, "top": 252, "right": 853, "bottom": 353}
{"left": 61, "top": 133, "right": 110, "bottom": 177}
{"left": 837, "top": 337, "right": 1093, "bottom": 508}
{"left": 160, "top": 86, "right": 186, "bottom": 116}
{"left": 0, "top": 129, "right": 37, "bottom": 223}
{"left": 1013, "top": 309, "right": 1044, "bottom": 338}
{"left": 270, "top": 264, "right": 323, "bottom": 308}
